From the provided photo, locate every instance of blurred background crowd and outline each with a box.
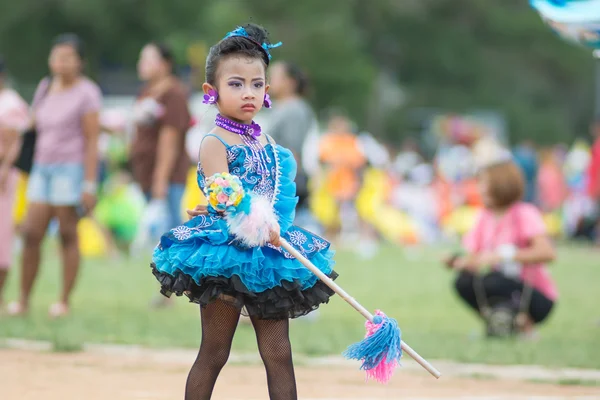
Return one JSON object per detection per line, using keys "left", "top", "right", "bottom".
{"left": 0, "top": 0, "right": 599, "bottom": 330}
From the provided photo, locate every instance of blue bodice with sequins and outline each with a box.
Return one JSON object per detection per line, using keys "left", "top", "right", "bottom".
{"left": 196, "top": 140, "right": 298, "bottom": 233}
{"left": 152, "top": 134, "right": 334, "bottom": 294}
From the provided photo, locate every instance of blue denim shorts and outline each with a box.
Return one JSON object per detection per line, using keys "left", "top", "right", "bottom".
{"left": 27, "top": 163, "right": 84, "bottom": 206}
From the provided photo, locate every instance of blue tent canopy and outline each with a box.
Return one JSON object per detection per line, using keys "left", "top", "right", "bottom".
{"left": 531, "top": 0, "right": 600, "bottom": 48}
{"left": 531, "top": 0, "right": 600, "bottom": 23}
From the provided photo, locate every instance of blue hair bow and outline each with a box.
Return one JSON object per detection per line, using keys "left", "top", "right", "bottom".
{"left": 223, "top": 26, "right": 282, "bottom": 60}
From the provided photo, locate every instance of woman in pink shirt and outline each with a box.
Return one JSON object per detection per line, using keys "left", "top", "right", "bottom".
{"left": 447, "top": 158, "right": 558, "bottom": 336}
{"left": 8, "top": 34, "right": 102, "bottom": 317}
{"left": 0, "top": 56, "right": 30, "bottom": 309}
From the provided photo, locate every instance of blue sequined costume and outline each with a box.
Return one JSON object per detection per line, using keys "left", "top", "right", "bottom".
{"left": 151, "top": 134, "right": 337, "bottom": 319}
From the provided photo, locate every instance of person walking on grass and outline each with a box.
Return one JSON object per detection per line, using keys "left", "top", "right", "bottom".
{"left": 8, "top": 34, "right": 102, "bottom": 318}
{"left": 130, "top": 41, "right": 192, "bottom": 308}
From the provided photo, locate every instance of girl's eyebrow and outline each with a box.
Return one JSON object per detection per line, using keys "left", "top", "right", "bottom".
{"left": 226, "top": 76, "right": 264, "bottom": 82}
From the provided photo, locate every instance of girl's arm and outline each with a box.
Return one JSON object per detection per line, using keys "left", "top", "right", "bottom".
{"left": 475, "top": 235, "right": 556, "bottom": 268}
{"left": 185, "top": 136, "right": 228, "bottom": 219}
{"left": 82, "top": 111, "right": 100, "bottom": 183}
{"left": 0, "top": 128, "right": 20, "bottom": 191}
{"left": 199, "top": 135, "right": 229, "bottom": 177}
{"left": 510, "top": 235, "right": 556, "bottom": 265}
{"left": 502, "top": 204, "right": 556, "bottom": 266}
{"left": 80, "top": 83, "right": 103, "bottom": 213}
{"left": 152, "top": 124, "right": 181, "bottom": 198}
{"left": 82, "top": 110, "right": 100, "bottom": 204}
{"left": 200, "top": 135, "right": 280, "bottom": 246}
{"left": 0, "top": 90, "right": 32, "bottom": 164}
{"left": 0, "top": 128, "right": 20, "bottom": 166}
{"left": 151, "top": 89, "right": 190, "bottom": 199}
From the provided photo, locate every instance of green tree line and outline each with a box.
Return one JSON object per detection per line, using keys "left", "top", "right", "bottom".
{"left": 0, "top": 0, "right": 595, "bottom": 144}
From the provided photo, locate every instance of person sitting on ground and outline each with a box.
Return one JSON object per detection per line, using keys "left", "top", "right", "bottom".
{"left": 446, "top": 149, "right": 558, "bottom": 338}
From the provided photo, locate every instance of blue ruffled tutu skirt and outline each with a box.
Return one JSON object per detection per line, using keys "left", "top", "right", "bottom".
{"left": 151, "top": 214, "right": 337, "bottom": 319}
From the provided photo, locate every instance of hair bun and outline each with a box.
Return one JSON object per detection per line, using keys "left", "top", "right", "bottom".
{"left": 242, "top": 23, "right": 271, "bottom": 47}
{"left": 204, "top": 23, "right": 278, "bottom": 85}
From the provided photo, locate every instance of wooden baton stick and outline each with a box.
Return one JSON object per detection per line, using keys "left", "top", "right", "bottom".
{"left": 280, "top": 239, "right": 441, "bottom": 379}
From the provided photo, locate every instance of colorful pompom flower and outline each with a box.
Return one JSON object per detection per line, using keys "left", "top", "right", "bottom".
{"left": 204, "top": 172, "right": 246, "bottom": 213}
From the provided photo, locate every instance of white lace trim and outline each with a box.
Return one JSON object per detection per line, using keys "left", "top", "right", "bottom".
{"left": 271, "top": 138, "right": 281, "bottom": 208}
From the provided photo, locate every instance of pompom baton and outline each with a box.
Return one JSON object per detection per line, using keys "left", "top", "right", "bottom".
{"left": 280, "top": 238, "right": 441, "bottom": 381}
{"left": 203, "top": 173, "right": 441, "bottom": 380}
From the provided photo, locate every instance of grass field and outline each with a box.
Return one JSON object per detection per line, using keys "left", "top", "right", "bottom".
{"left": 1, "top": 241, "right": 599, "bottom": 369}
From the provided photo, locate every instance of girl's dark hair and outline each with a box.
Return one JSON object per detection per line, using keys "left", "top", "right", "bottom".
{"left": 52, "top": 33, "right": 85, "bottom": 60}
{"left": 281, "top": 62, "right": 309, "bottom": 96}
{"left": 148, "top": 41, "right": 175, "bottom": 72}
{"left": 205, "top": 23, "right": 271, "bottom": 85}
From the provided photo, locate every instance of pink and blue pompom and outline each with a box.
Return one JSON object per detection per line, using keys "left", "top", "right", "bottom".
{"left": 343, "top": 310, "right": 403, "bottom": 383}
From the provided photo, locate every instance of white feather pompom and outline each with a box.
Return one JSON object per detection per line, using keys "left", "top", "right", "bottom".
{"left": 225, "top": 194, "right": 278, "bottom": 247}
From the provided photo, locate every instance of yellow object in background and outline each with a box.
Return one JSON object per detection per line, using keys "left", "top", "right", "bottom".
{"left": 12, "top": 172, "right": 29, "bottom": 224}
{"left": 78, "top": 217, "right": 108, "bottom": 257}
{"left": 442, "top": 206, "right": 480, "bottom": 237}
{"left": 181, "top": 167, "right": 207, "bottom": 220}
{"left": 309, "top": 176, "right": 340, "bottom": 229}
{"left": 356, "top": 168, "right": 420, "bottom": 244}
{"left": 543, "top": 212, "right": 563, "bottom": 237}
{"left": 356, "top": 168, "right": 384, "bottom": 223}
{"left": 375, "top": 208, "right": 420, "bottom": 244}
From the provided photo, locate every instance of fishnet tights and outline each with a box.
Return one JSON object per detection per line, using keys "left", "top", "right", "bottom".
{"left": 185, "top": 300, "right": 297, "bottom": 399}
{"left": 251, "top": 315, "right": 297, "bottom": 399}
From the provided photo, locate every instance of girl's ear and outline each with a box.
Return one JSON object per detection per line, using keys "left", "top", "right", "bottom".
{"left": 202, "top": 82, "right": 215, "bottom": 95}
{"left": 264, "top": 84, "right": 270, "bottom": 94}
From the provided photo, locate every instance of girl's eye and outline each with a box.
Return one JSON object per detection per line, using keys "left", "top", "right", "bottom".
{"left": 228, "top": 82, "right": 242, "bottom": 87}
{"left": 254, "top": 82, "right": 264, "bottom": 88}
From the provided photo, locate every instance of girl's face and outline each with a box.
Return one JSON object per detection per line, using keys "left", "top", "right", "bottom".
{"left": 137, "top": 44, "right": 165, "bottom": 81}
{"left": 204, "top": 56, "right": 268, "bottom": 124}
{"left": 477, "top": 172, "right": 494, "bottom": 209}
{"left": 49, "top": 44, "right": 82, "bottom": 78}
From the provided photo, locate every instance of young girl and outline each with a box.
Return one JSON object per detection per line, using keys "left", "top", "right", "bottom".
{"left": 151, "top": 24, "right": 337, "bottom": 399}
{"left": 447, "top": 153, "right": 557, "bottom": 337}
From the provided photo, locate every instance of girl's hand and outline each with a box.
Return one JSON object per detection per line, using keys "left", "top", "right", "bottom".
{"left": 186, "top": 204, "right": 209, "bottom": 219}
{"left": 269, "top": 224, "right": 282, "bottom": 247}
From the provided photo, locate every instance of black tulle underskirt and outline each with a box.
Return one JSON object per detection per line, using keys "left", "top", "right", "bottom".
{"left": 151, "top": 263, "right": 338, "bottom": 320}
